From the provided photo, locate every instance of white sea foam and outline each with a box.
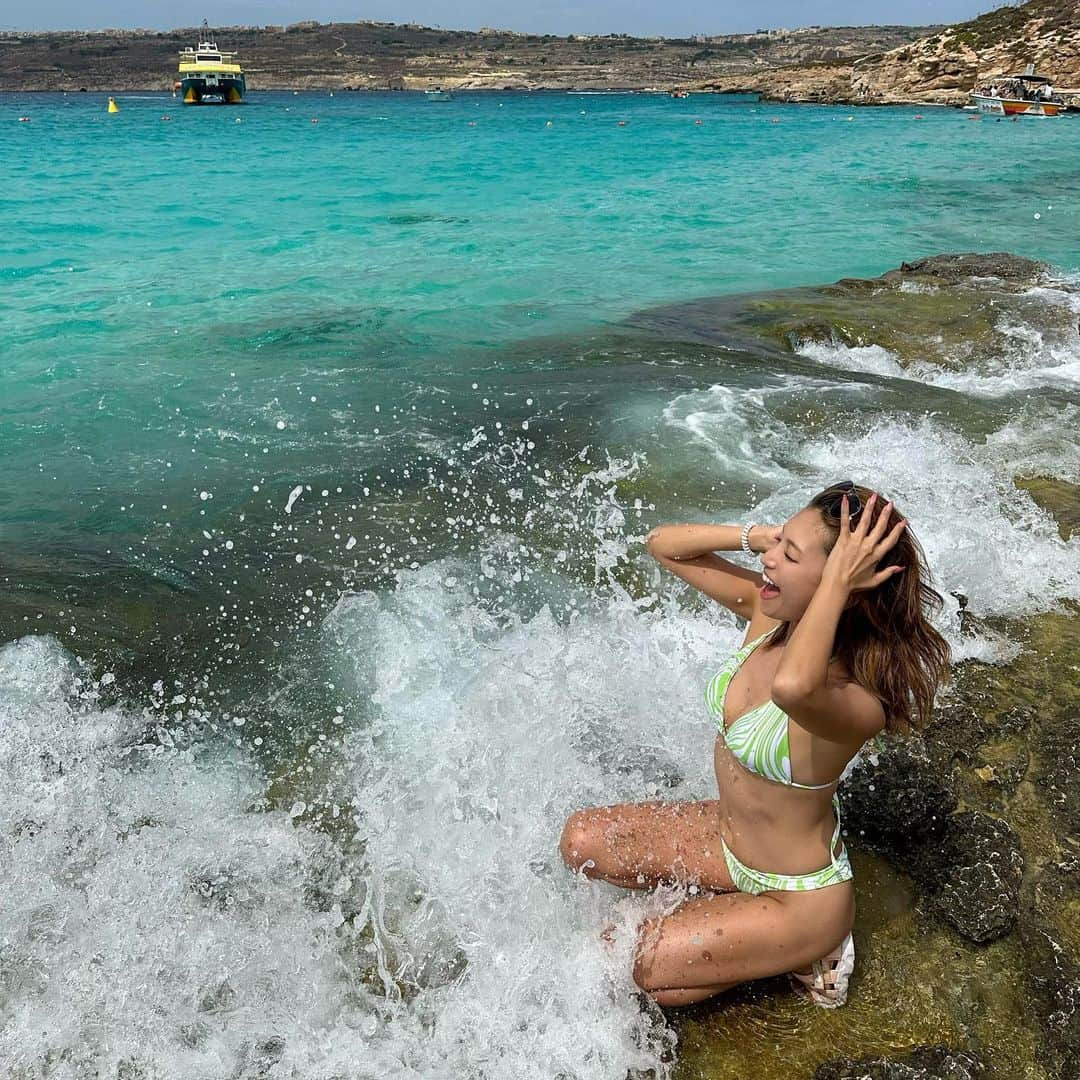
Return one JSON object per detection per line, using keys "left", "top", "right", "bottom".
{"left": 979, "top": 402, "right": 1080, "bottom": 484}
{"left": 322, "top": 568, "right": 732, "bottom": 1077}
{"left": 660, "top": 375, "right": 877, "bottom": 484}
{"left": 795, "top": 341, "right": 908, "bottom": 379}
{"left": 0, "top": 589, "right": 734, "bottom": 1076}
{"left": 0, "top": 636, "right": 391, "bottom": 1076}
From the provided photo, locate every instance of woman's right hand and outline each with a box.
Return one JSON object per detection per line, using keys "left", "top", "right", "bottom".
{"left": 749, "top": 524, "right": 782, "bottom": 554}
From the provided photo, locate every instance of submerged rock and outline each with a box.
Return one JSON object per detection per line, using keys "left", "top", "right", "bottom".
{"left": 1022, "top": 927, "right": 1080, "bottom": 1080}
{"left": 814, "top": 1045, "right": 986, "bottom": 1080}
{"left": 927, "top": 810, "right": 1023, "bottom": 943}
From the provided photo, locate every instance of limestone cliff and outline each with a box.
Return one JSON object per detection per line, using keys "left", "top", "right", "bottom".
{"left": 702, "top": 0, "right": 1080, "bottom": 106}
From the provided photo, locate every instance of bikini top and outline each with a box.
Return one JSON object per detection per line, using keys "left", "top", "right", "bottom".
{"left": 705, "top": 628, "right": 837, "bottom": 791}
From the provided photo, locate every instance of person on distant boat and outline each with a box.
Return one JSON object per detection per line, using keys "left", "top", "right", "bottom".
{"left": 561, "top": 482, "right": 950, "bottom": 1008}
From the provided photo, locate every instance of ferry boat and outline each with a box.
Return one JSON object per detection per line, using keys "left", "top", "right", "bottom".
{"left": 178, "top": 23, "right": 246, "bottom": 105}
{"left": 970, "top": 65, "right": 1063, "bottom": 117}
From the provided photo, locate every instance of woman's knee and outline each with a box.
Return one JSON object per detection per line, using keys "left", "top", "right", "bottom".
{"left": 559, "top": 809, "right": 599, "bottom": 873}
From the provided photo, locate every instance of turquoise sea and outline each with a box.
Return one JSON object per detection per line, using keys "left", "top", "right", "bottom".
{"left": 2, "top": 91, "right": 1079, "bottom": 1077}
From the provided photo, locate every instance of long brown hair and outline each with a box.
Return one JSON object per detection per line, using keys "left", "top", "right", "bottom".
{"left": 770, "top": 484, "right": 951, "bottom": 733}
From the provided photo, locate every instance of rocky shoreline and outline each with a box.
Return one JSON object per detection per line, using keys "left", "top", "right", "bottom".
{"left": 701, "top": 0, "right": 1079, "bottom": 106}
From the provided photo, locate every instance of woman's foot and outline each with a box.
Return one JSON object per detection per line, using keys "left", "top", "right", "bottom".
{"left": 788, "top": 932, "right": 855, "bottom": 1008}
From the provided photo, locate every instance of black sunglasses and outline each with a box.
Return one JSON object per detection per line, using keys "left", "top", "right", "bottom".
{"left": 818, "top": 480, "right": 863, "bottom": 520}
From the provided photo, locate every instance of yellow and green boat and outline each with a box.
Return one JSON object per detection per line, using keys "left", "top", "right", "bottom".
{"left": 177, "top": 23, "right": 246, "bottom": 105}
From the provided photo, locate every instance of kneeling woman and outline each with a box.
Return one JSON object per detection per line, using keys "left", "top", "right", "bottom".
{"left": 560, "top": 483, "right": 949, "bottom": 1007}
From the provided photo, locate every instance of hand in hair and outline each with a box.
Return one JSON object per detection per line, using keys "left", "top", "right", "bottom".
{"left": 822, "top": 492, "right": 908, "bottom": 593}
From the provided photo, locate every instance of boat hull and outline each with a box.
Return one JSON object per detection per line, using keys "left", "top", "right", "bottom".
{"left": 970, "top": 94, "right": 1060, "bottom": 117}
{"left": 181, "top": 74, "right": 246, "bottom": 105}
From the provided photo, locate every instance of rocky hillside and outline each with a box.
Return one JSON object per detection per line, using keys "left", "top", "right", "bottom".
{"left": 0, "top": 22, "right": 933, "bottom": 92}
{"left": 703, "top": 0, "right": 1080, "bottom": 104}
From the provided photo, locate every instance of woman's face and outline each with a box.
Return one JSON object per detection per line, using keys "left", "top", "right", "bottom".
{"left": 758, "top": 508, "right": 831, "bottom": 622}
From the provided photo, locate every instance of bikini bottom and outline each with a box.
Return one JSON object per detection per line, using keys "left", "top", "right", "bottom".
{"left": 720, "top": 795, "right": 854, "bottom": 896}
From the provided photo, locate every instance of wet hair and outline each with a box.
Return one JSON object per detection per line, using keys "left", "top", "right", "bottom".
{"left": 769, "top": 483, "right": 951, "bottom": 733}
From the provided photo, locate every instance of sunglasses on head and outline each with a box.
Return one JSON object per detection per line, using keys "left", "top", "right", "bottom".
{"left": 818, "top": 480, "right": 863, "bottom": 520}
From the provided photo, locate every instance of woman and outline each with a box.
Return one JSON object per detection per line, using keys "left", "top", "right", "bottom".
{"left": 560, "top": 482, "right": 950, "bottom": 1008}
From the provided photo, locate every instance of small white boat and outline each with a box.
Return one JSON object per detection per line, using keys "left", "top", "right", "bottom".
{"left": 424, "top": 88, "right": 454, "bottom": 101}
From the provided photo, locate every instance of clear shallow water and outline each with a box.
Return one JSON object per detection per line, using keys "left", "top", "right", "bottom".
{"left": 1, "top": 91, "right": 1079, "bottom": 1077}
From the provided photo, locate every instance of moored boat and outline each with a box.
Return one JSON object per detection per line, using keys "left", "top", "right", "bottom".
{"left": 178, "top": 22, "right": 246, "bottom": 105}
{"left": 424, "top": 88, "right": 454, "bottom": 101}
{"left": 970, "top": 65, "right": 1063, "bottom": 117}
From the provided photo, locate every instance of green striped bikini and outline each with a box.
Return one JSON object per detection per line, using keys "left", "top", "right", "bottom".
{"left": 705, "top": 628, "right": 854, "bottom": 896}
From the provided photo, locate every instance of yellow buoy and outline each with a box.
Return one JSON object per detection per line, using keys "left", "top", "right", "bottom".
{"left": 107, "top": 97, "right": 119, "bottom": 113}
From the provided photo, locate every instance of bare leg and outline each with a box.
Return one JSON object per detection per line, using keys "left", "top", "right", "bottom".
{"left": 560, "top": 800, "right": 736, "bottom": 893}
{"left": 648, "top": 982, "right": 739, "bottom": 1007}
{"left": 633, "top": 884, "right": 855, "bottom": 1005}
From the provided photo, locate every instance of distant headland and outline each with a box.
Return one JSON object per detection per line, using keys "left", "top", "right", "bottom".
{"left": 1, "top": 0, "right": 1076, "bottom": 105}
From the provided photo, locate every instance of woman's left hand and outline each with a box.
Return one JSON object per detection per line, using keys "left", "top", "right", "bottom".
{"left": 822, "top": 493, "right": 907, "bottom": 593}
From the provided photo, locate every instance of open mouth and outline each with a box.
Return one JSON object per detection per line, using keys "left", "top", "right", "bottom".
{"left": 760, "top": 571, "right": 780, "bottom": 601}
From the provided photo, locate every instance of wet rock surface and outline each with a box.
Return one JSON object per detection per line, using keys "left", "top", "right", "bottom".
{"left": 840, "top": 741, "right": 1023, "bottom": 944}
{"left": 840, "top": 738, "right": 956, "bottom": 869}
{"left": 927, "top": 810, "right": 1023, "bottom": 944}
{"left": 814, "top": 1045, "right": 987, "bottom": 1080}
{"left": 879, "top": 252, "right": 1048, "bottom": 286}
{"left": 627, "top": 251, "right": 1074, "bottom": 376}
{"left": 1022, "top": 927, "right": 1080, "bottom": 1080}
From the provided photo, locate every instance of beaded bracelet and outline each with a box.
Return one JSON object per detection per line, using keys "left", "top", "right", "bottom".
{"left": 740, "top": 522, "right": 756, "bottom": 556}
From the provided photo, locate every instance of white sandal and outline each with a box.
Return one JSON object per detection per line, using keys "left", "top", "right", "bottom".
{"left": 788, "top": 932, "right": 855, "bottom": 1008}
